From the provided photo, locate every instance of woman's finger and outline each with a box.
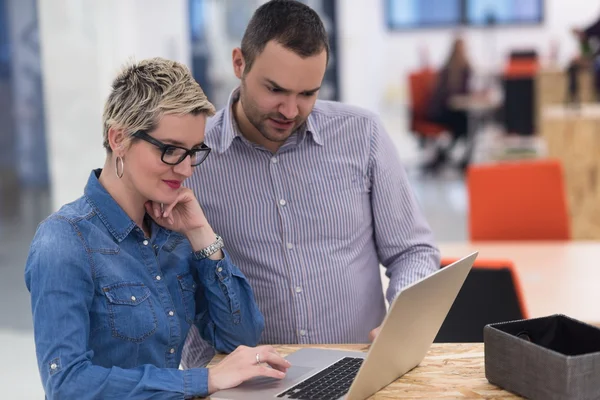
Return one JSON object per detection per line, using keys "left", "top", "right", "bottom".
{"left": 259, "top": 351, "right": 291, "bottom": 371}
{"left": 256, "top": 345, "right": 278, "bottom": 355}
{"left": 146, "top": 201, "right": 164, "bottom": 222}
{"left": 153, "top": 202, "right": 161, "bottom": 219}
{"left": 262, "top": 346, "right": 288, "bottom": 363}
{"left": 163, "top": 192, "right": 186, "bottom": 218}
{"left": 268, "top": 363, "right": 289, "bottom": 373}
{"left": 252, "top": 365, "right": 286, "bottom": 380}
{"left": 144, "top": 201, "right": 154, "bottom": 217}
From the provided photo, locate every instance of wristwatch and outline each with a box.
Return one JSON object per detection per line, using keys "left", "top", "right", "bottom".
{"left": 194, "top": 235, "right": 224, "bottom": 259}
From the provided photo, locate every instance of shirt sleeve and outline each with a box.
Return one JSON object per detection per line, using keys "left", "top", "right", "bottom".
{"left": 25, "top": 217, "right": 209, "bottom": 399}
{"left": 190, "top": 249, "right": 265, "bottom": 353}
{"left": 367, "top": 116, "right": 441, "bottom": 304}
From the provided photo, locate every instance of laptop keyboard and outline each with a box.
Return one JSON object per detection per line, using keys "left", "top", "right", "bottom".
{"left": 276, "top": 357, "right": 363, "bottom": 400}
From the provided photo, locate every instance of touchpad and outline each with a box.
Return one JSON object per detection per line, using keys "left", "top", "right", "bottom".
{"left": 236, "top": 365, "right": 314, "bottom": 390}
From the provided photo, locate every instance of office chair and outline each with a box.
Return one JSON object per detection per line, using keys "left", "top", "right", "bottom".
{"left": 434, "top": 258, "right": 527, "bottom": 343}
{"left": 408, "top": 68, "right": 446, "bottom": 147}
{"left": 502, "top": 51, "right": 539, "bottom": 136}
{"left": 468, "top": 159, "right": 570, "bottom": 241}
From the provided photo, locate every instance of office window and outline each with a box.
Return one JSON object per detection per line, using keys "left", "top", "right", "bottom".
{"left": 386, "top": 0, "right": 544, "bottom": 30}
{"left": 467, "top": 0, "right": 543, "bottom": 26}
{"left": 189, "top": 0, "right": 206, "bottom": 41}
{"left": 386, "top": 0, "right": 462, "bottom": 29}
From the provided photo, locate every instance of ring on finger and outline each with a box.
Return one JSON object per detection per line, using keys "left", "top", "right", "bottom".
{"left": 256, "top": 352, "right": 261, "bottom": 365}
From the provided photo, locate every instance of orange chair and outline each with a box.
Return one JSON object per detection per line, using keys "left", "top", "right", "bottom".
{"left": 503, "top": 57, "right": 539, "bottom": 135}
{"left": 503, "top": 50, "right": 539, "bottom": 78}
{"left": 467, "top": 159, "right": 570, "bottom": 241}
{"left": 435, "top": 257, "right": 527, "bottom": 342}
{"left": 504, "top": 59, "right": 539, "bottom": 78}
{"left": 408, "top": 69, "right": 446, "bottom": 145}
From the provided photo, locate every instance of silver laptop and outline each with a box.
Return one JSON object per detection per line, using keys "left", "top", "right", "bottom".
{"left": 212, "top": 252, "right": 477, "bottom": 400}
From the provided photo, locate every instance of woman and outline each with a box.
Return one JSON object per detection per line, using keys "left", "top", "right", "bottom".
{"left": 426, "top": 37, "right": 472, "bottom": 172}
{"left": 25, "top": 58, "right": 289, "bottom": 399}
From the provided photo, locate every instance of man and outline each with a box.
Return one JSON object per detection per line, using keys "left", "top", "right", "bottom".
{"left": 573, "top": 14, "right": 600, "bottom": 99}
{"left": 183, "top": 0, "right": 440, "bottom": 368}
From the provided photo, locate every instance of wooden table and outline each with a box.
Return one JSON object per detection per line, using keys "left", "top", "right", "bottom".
{"left": 536, "top": 67, "right": 595, "bottom": 132}
{"left": 541, "top": 103, "right": 600, "bottom": 239}
{"left": 206, "top": 343, "right": 520, "bottom": 399}
{"left": 439, "top": 241, "right": 600, "bottom": 326}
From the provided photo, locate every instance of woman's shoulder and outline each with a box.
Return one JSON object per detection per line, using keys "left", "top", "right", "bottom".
{"left": 25, "top": 197, "right": 101, "bottom": 282}
{"left": 25, "top": 200, "right": 99, "bottom": 293}
{"left": 32, "top": 195, "right": 95, "bottom": 249}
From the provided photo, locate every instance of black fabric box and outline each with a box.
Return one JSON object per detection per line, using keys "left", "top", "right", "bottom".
{"left": 484, "top": 314, "right": 600, "bottom": 399}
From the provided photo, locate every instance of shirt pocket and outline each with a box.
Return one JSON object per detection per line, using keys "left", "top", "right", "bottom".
{"left": 102, "top": 282, "right": 157, "bottom": 342}
{"left": 291, "top": 171, "right": 366, "bottom": 241}
{"left": 177, "top": 273, "right": 197, "bottom": 324}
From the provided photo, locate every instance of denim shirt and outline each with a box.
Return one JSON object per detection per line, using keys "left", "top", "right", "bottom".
{"left": 25, "top": 169, "right": 265, "bottom": 399}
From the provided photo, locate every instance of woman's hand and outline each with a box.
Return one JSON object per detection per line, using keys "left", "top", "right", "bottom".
{"left": 145, "top": 188, "right": 207, "bottom": 234}
{"left": 145, "top": 188, "right": 221, "bottom": 255}
{"left": 207, "top": 345, "right": 291, "bottom": 394}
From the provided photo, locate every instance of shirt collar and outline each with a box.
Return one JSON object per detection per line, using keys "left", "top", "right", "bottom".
{"left": 83, "top": 169, "right": 137, "bottom": 242}
{"left": 216, "top": 87, "right": 324, "bottom": 153}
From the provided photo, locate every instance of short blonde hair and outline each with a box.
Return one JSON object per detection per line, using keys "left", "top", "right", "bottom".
{"left": 102, "top": 57, "right": 215, "bottom": 152}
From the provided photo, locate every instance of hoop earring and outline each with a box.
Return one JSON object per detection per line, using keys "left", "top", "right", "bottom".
{"left": 115, "top": 156, "right": 124, "bottom": 179}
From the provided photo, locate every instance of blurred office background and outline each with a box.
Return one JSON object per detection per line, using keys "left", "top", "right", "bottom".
{"left": 2, "top": 0, "right": 599, "bottom": 397}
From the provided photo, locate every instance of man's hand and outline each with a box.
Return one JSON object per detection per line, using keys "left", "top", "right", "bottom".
{"left": 368, "top": 325, "right": 382, "bottom": 342}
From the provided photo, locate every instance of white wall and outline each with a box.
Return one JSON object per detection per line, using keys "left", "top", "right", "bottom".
{"left": 337, "top": 0, "right": 387, "bottom": 113}
{"left": 38, "top": 0, "right": 190, "bottom": 210}
{"left": 337, "top": 0, "right": 600, "bottom": 112}
{"left": 38, "top": 0, "right": 600, "bottom": 209}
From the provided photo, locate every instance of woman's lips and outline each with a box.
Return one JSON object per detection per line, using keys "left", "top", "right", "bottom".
{"left": 163, "top": 180, "right": 181, "bottom": 189}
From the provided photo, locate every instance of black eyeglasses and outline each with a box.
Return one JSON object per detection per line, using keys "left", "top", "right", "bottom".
{"left": 132, "top": 131, "right": 211, "bottom": 167}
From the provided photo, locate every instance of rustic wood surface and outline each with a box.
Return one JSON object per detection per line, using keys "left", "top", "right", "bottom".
{"left": 203, "top": 343, "right": 521, "bottom": 399}
{"left": 536, "top": 68, "right": 594, "bottom": 132}
{"left": 541, "top": 104, "right": 600, "bottom": 240}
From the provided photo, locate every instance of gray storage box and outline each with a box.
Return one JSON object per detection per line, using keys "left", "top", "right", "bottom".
{"left": 484, "top": 314, "right": 600, "bottom": 400}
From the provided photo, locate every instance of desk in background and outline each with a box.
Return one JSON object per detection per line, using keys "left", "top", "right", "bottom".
{"left": 206, "top": 343, "right": 520, "bottom": 399}
{"left": 541, "top": 103, "right": 600, "bottom": 240}
{"left": 439, "top": 241, "right": 600, "bottom": 327}
{"left": 536, "top": 67, "right": 595, "bottom": 131}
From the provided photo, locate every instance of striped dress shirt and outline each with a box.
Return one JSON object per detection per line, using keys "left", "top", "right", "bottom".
{"left": 182, "top": 88, "right": 440, "bottom": 368}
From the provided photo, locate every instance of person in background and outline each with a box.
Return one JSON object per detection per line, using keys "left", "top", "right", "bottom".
{"left": 25, "top": 57, "right": 289, "bottom": 399}
{"left": 573, "top": 14, "right": 600, "bottom": 99}
{"left": 425, "top": 36, "right": 472, "bottom": 172}
{"left": 182, "top": 0, "right": 440, "bottom": 369}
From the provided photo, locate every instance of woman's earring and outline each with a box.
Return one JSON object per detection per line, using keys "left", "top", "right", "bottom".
{"left": 115, "top": 156, "right": 124, "bottom": 179}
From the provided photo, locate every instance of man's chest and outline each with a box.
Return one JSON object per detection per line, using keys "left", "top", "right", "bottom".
{"left": 196, "top": 152, "right": 372, "bottom": 250}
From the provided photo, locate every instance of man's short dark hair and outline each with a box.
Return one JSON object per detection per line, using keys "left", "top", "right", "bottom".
{"left": 241, "top": 0, "right": 330, "bottom": 73}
